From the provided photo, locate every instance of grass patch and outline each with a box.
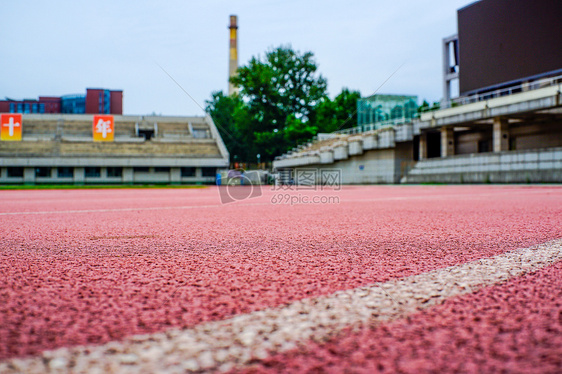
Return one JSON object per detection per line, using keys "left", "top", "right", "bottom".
{"left": 0, "top": 184, "right": 209, "bottom": 190}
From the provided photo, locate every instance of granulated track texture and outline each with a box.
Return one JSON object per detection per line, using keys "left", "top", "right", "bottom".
{"left": 238, "top": 260, "right": 562, "bottom": 374}
{"left": 0, "top": 185, "right": 561, "bottom": 372}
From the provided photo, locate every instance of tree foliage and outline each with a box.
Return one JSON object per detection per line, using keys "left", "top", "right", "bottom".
{"left": 233, "top": 46, "right": 327, "bottom": 124}
{"left": 206, "top": 45, "right": 361, "bottom": 164}
{"left": 230, "top": 45, "right": 328, "bottom": 161}
{"left": 205, "top": 91, "right": 251, "bottom": 163}
{"left": 417, "top": 100, "right": 441, "bottom": 113}
{"left": 314, "top": 88, "right": 361, "bottom": 133}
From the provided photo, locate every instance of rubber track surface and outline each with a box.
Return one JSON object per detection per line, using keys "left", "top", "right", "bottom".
{"left": 1, "top": 186, "right": 561, "bottom": 361}
{"left": 234, "top": 260, "right": 562, "bottom": 373}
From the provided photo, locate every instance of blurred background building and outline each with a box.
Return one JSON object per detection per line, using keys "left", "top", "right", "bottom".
{"left": 357, "top": 95, "right": 418, "bottom": 130}
{"left": 0, "top": 114, "right": 229, "bottom": 185}
{"left": 274, "top": 0, "right": 562, "bottom": 184}
{"left": 0, "top": 88, "right": 123, "bottom": 115}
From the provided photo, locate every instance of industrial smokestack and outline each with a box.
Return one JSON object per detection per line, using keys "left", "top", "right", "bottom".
{"left": 228, "top": 15, "right": 239, "bottom": 96}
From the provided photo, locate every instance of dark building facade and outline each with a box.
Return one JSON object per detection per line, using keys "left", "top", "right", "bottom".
{"left": 84, "top": 89, "right": 123, "bottom": 115}
{"left": 0, "top": 88, "right": 123, "bottom": 115}
{"left": 457, "top": 0, "right": 562, "bottom": 96}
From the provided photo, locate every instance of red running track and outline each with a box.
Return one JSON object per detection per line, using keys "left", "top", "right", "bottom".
{"left": 0, "top": 185, "right": 561, "bottom": 362}
{"left": 237, "top": 260, "right": 562, "bottom": 374}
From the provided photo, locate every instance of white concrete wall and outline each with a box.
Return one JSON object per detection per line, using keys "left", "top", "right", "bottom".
{"left": 0, "top": 166, "right": 217, "bottom": 185}
{"left": 333, "top": 145, "right": 349, "bottom": 160}
{"left": 273, "top": 124, "right": 416, "bottom": 184}
{"left": 320, "top": 151, "right": 334, "bottom": 164}
{"left": 292, "top": 147, "right": 409, "bottom": 184}
{"left": 378, "top": 131, "right": 395, "bottom": 148}
{"left": 403, "top": 147, "right": 562, "bottom": 183}
{"left": 418, "top": 84, "right": 561, "bottom": 130}
{"left": 348, "top": 141, "right": 363, "bottom": 156}
{"left": 362, "top": 135, "right": 378, "bottom": 150}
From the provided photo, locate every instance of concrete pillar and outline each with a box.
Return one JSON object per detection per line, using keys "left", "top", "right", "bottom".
{"left": 493, "top": 117, "right": 509, "bottom": 152}
{"left": 123, "top": 167, "right": 133, "bottom": 184}
{"left": 74, "top": 167, "right": 85, "bottom": 184}
{"left": 441, "top": 127, "right": 455, "bottom": 157}
{"left": 320, "top": 151, "right": 334, "bottom": 164}
{"left": 333, "top": 145, "right": 349, "bottom": 160}
{"left": 170, "top": 167, "right": 181, "bottom": 184}
{"left": 23, "top": 167, "right": 35, "bottom": 184}
{"left": 348, "top": 140, "right": 363, "bottom": 156}
{"left": 419, "top": 133, "right": 428, "bottom": 160}
{"left": 362, "top": 134, "right": 378, "bottom": 150}
{"left": 442, "top": 35, "right": 459, "bottom": 108}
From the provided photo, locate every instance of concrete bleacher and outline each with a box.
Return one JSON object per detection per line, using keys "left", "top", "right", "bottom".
{"left": 273, "top": 124, "right": 414, "bottom": 184}
{"left": 1, "top": 113, "right": 229, "bottom": 184}
{"left": 274, "top": 80, "right": 562, "bottom": 184}
{"left": 20, "top": 115, "right": 211, "bottom": 137}
{"left": 275, "top": 125, "right": 402, "bottom": 165}
{"left": 301, "top": 135, "right": 349, "bottom": 153}
{"left": 0, "top": 140, "right": 220, "bottom": 157}
{"left": 3, "top": 114, "right": 220, "bottom": 157}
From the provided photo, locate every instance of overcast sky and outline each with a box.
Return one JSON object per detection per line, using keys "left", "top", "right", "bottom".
{"left": 1, "top": 0, "right": 473, "bottom": 116}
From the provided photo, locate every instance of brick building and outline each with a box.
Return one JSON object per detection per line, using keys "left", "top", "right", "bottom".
{"left": 0, "top": 88, "right": 123, "bottom": 115}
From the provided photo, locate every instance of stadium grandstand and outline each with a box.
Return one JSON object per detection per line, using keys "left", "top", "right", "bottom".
{"left": 274, "top": 0, "right": 562, "bottom": 184}
{"left": 0, "top": 114, "right": 229, "bottom": 185}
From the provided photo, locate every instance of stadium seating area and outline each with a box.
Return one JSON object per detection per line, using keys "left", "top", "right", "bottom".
{"left": 0, "top": 114, "right": 229, "bottom": 184}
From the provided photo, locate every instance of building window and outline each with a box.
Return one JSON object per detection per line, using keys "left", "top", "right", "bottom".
{"left": 192, "top": 128, "right": 209, "bottom": 138}
{"left": 17, "top": 103, "right": 23, "bottom": 113}
{"left": 154, "top": 167, "right": 170, "bottom": 173}
{"left": 107, "top": 167, "right": 122, "bottom": 177}
{"left": 138, "top": 129, "right": 154, "bottom": 140}
{"left": 202, "top": 167, "right": 217, "bottom": 177}
{"left": 58, "top": 167, "right": 74, "bottom": 178}
{"left": 133, "top": 167, "right": 150, "bottom": 173}
{"left": 61, "top": 95, "right": 86, "bottom": 114}
{"left": 32, "top": 103, "right": 38, "bottom": 113}
{"left": 7, "top": 167, "right": 24, "bottom": 178}
{"left": 35, "top": 167, "right": 52, "bottom": 178}
{"left": 39, "top": 103, "right": 45, "bottom": 113}
{"left": 85, "top": 167, "right": 101, "bottom": 177}
{"left": 9, "top": 103, "right": 15, "bottom": 113}
{"left": 181, "top": 167, "right": 196, "bottom": 177}
{"left": 104, "top": 90, "right": 111, "bottom": 114}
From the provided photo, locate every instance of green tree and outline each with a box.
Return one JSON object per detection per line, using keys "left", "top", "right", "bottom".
{"left": 417, "top": 100, "right": 430, "bottom": 113}
{"left": 230, "top": 45, "right": 328, "bottom": 161}
{"left": 284, "top": 114, "right": 318, "bottom": 145}
{"left": 205, "top": 91, "right": 251, "bottom": 163}
{"left": 418, "top": 100, "right": 441, "bottom": 113}
{"left": 315, "top": 88, "right": 361, "bottom": 133}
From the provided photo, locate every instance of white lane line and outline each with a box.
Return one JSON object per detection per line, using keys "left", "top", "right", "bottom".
{"left": 0, "top": 204, "right": 223, "bottom": 216}
{"left": 2, "top": 239, "right": 561, "bottom": 373}
{"left": 0, "top": 189, "right": 555, "bottom": 216}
